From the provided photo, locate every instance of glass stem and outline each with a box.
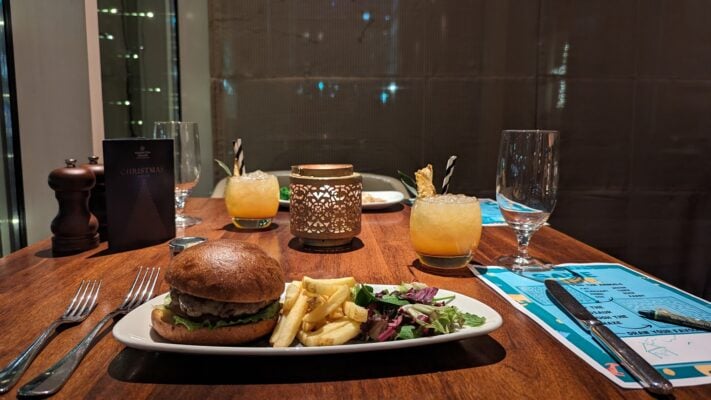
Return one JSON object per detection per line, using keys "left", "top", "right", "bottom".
{"left": 175, "top": 190, "right": 186, "bottom": 217}
{"left": 515, "top": 230, "right": 532, "bottom": 260}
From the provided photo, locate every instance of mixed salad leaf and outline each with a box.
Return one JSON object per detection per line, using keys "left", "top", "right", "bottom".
{"left": 353, "top": 282, "right": 486, "bottom": 342}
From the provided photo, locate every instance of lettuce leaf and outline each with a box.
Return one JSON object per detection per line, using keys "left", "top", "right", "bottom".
{"left": 171, "top": 302, "right": 281, "bottom": 332}
{"left": 395, "top": 325, "right": 418, "bottom": 340}
{"left": 400, "top": 303, "right": 486, "bottom": 334}
{"left": 378, "top": 294, "right": 410, "bottom": 307}
{"left": 353, "top": 284, "right": 376, "bottom": 307}
{"left": 461, "top": 312, "right": 487, "bottom": 327}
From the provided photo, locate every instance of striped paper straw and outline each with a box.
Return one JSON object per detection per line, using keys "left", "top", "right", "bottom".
{"left": 233, "top": 139, "right": 245, "bottom": 176}
{"left": 441, "top": 155, "right": 457, "bottom": 194}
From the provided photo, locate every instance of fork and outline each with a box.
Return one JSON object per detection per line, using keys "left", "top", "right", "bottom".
{"left": 0, "top": 280, "right": 101, "bottom": 394}
{"left": 18, "top": 267, "right": 160, "bottom": 397}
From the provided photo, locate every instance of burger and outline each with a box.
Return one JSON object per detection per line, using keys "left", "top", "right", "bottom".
{"left": 151, "top": 239, "right": 285, "bottom": 345}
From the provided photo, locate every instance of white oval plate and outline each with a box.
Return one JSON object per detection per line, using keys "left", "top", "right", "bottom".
{"left": 278, "top": 191, "right": 405, "bottom": 210}
{"left": 112, "top": 285, "right": 502, "bottom": 356}
{"left": 361, "top": 191, "right": 405, "bottom": 210}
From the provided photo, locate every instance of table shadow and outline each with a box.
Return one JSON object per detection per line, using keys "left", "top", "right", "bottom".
{"left": 410, "top": 259, "right": 477, "bottom": 278}
{"left": 287, "top": 237, "right": 364, "bottom": 254}
{"left": 108, "top": 335, "right": 506, "bottom": 385}
{"left": 87, "top": 247, "right": 132, "bottom": 258}
{"left": 36, "top": 246, "right": 113, "bottom": 259}
{"left": 221, "top": 222, "right": 280, "bottom": 233}
{"left": 33, "top": 248, "right": 55, "bottom": 258}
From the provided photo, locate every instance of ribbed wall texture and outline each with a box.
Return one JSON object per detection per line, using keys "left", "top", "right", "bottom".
{"left": 208, "top": 0, "right": 711, "bottom": 299}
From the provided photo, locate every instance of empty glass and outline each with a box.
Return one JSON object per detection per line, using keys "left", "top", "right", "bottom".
{"left": 495, "top": 130, "right": 559, "bottom": 271}
{"left": 153, "top": 121, "right": 201, "bottom": 228}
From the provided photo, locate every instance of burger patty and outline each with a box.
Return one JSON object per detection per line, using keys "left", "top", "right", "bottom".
{"left": 169, "top": 289, "right": 276, "bottom": 320}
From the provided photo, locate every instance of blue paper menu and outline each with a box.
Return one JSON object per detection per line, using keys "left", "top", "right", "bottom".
{"left": 470, "top": 263, "right": 711, "bottom": 389}
{"left": 479, "top": 198, "right": 507, "bottom": 226}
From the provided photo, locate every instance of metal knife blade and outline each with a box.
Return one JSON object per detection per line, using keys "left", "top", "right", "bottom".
{"left": 544, "top": 279, "right": 673, "bottom": 395}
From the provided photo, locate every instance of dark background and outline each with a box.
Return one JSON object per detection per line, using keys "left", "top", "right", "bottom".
{"left": 207, "top": 0, "right": 710, "bottom": 299}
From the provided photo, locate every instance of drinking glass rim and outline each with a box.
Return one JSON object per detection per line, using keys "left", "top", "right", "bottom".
{"left": 415, "top": 194, "right": 478, "bottom": 204}
{"left": 154, "top": 121, "right": 198, "bottom": 126}
{"left": 227, "top": 171, "right": 275, "bottom": 181}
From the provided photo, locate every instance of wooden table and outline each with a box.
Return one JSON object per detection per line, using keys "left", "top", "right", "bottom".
{"left": 0, "top": 198, "right": 707, "bottom": 399}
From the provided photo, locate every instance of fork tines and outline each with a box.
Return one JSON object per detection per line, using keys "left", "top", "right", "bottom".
{"left": 65, "top": 280, "right": 102, "bottom": 317}
{"left": 121, "top": 267, "right": 160, "bottom": 310}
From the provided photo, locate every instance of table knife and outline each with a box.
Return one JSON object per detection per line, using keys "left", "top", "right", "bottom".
{"left": 544, "top": 279, "right": 673, "bottom": 395}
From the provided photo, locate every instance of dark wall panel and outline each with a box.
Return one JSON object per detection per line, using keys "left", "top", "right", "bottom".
{"left": 208, "top": 0, "right": 711, "bottom": 299}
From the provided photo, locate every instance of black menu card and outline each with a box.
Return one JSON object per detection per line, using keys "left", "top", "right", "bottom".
{"left": 103, "top": 139, "right": 175, "bottom": 251}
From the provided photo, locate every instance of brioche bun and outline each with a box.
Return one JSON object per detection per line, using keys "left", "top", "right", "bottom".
{"left": 151, "top": 307, "right": 277, "bottom": 345}
{"left": 152, "top": 239, "right": 284, "bottom": 345}
{"left": 165, "top": 239, "right": 284, "bottom": 303}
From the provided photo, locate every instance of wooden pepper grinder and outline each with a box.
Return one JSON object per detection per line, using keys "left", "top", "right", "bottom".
{"left": 48, "top": 158, "right": 100, "bottom": 255}
{"left": 82, "top": 156, "right": 107, "bottom": 241}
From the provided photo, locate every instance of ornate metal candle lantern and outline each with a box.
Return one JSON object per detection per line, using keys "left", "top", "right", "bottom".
{"left": 289, "top": 164, "right": 362, "bottom": 247}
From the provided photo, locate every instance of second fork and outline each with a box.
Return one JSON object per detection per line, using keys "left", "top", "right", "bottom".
{"left": 18, "top": 267, "right": 160, "bottom": 398}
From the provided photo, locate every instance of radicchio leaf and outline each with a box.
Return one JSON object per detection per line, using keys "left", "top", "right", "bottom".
{"left": 399, "top": 286, "right": 439, "bottom": 304}
{"left": 376, "top": 315, "right": 403, "bottom": 342}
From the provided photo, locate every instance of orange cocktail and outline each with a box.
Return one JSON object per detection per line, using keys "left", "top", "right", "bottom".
{"left": 409, "top": 194, "right": 482, "bottom": 268}
{"left": 225, "top": 171, "right": 279, "bottom": 229}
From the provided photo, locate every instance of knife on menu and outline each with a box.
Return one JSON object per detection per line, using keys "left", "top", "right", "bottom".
{"left": 544, "top": 279, "right": 673, "bottom": 395}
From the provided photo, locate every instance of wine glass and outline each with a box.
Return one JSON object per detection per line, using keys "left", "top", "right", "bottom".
{"left": 495, "top": 130, "right": 559, "bottom": 271}
{"left": 153, "top": 121, "right": 202, "bottom": 228}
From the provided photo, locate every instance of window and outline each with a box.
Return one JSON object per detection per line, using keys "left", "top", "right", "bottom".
{"left": 97, "top": 0, "right": 180, "bottom": 138}
{"left": 0, "top": 0, "right": 25, "bottom": 256}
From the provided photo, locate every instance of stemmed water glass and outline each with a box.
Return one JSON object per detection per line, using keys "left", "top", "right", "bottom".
{"left": 495, "top": 130, "right": 559, "bottom": 271}
{"left": 153, "top": 121, "right": 202, "bottom": 228}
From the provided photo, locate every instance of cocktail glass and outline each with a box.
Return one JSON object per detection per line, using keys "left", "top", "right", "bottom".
{"left": 225, "top": 170, "right": 279, "bottom": 229}
{"left": 409, "top": 194, "right": 482, "bottom": 268}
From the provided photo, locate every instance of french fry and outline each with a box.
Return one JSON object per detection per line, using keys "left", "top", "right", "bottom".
{"left": 282, "top": 281, "right": 302, "bottom": 313}
{"left": 302, "top": 290, "right": 321, "bottom": 298}
{"left": 270, "top": 312, "right": 284, "bottom": 342}
{"left": 308, "top": 276, "right": 358, "bottom": 287}
{"left": 302, "top": 276, "right": 357, "bottom": 296}
{"left": 270, "top": 292, "right": 309, "bottom": 347}
{"left": 302, "top": 285, "right": 349, "bottom": 323}
{"left": 273, "top": 278, "right": 365, "bottom": 348}
{"left": 297, "top": 319, "right": 351, "bottom": 345}
{"left": 301, "top": 321, "right": 316, "bottom": 332}
{"left": 298, "top": 320, "right": 362, "bottom": 347}
{"left": 301, "top": 318, "right": 328, "bottom": 333}
{"left": 305, "top": 295, "right": 326, "bottom": 314}
{"left": 298, "top": 319, "right": 350, "bottom": 340}
{"left": 343, "top": 301, "right": 368, "bottom": 323}
{"left": 317, "top": 318, "right": 352, "bottom": 333}
{"left": 328, "top": 305, "right": 344, "bottom": 320}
